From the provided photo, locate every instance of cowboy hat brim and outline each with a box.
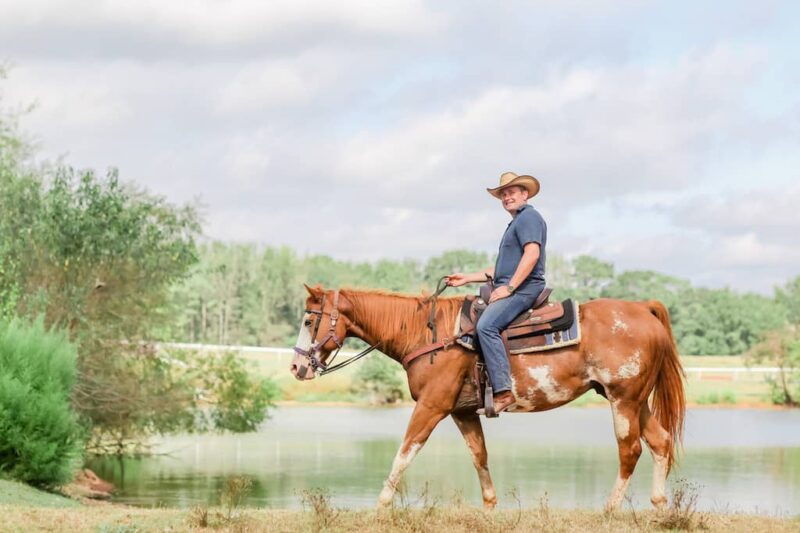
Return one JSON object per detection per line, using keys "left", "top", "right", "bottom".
{"left": 486, "top": 175, "right": 540, "bottom": 199}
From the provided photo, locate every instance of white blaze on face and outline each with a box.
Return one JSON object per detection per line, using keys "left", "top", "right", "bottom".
{"left": 294, "top": 313, "right": 314, "bottom": 353}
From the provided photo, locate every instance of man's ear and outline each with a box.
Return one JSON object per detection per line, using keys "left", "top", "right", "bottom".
{"left": 303, "top": 283, "right": 324, "bottom": 300}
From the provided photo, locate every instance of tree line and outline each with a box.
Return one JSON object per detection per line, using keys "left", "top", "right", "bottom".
{"left": 163, "top": 245, "right": 796, "bottom": 357}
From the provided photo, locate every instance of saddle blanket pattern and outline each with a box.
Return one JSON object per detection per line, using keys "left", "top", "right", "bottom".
{"left": 454, "top": 299, "right": 582, "bottom": 354}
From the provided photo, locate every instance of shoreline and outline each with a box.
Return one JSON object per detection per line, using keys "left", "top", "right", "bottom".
{"left": 275, "top": 399, "right": 793, "bottom": 410}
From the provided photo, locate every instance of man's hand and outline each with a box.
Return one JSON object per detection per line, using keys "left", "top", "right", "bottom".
{"left": 445, "top": 273, "right": 469, "bottom": 287}
{"left": 489, "top": 285, "right": 512, "bottom": 303}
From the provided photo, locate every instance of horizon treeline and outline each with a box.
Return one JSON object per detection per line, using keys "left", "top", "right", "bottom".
{"left": 163, "top": 244, "right": 795, "bottom": 356}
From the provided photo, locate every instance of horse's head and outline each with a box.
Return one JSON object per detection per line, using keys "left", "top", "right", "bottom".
{"left": 290, "top": 284, "right": 351, "bottom": 381}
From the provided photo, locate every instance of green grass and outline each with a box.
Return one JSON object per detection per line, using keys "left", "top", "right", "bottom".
{"left": 0, "top": 479, "right": 79, "bottom": 508}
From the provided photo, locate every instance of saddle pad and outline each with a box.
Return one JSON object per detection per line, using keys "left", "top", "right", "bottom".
{"left": 454, "top": 299, "right": 581, "bottom": 354}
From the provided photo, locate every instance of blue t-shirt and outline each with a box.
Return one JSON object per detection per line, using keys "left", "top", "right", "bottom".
{"left": 493, "top": 204, "right": 546, "bottom": 295}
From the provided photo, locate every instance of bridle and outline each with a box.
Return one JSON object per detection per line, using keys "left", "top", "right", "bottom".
{"left": 293, "top": 289, "right": 381, "bottom": 377}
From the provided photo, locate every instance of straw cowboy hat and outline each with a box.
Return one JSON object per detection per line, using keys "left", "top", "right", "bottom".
{"left": 486, "top": 171, "right": 540, "bottom": 199}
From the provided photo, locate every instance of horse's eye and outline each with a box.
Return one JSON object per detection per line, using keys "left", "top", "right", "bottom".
{"left": 304, "top": 319, "right": 312, "bottom": 327}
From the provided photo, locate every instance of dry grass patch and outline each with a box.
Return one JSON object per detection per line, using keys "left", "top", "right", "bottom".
{"left": 1, "top": 504, "right": 797, "bottom": 533}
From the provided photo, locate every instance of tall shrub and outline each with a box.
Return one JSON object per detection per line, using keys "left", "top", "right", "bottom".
{"left": 0, "top": 317, "right": 84, "bottom": 486}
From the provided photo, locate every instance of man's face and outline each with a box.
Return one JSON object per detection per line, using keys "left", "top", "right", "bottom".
{"left": 499, "top": 185, "right": 529, "bottom": 214}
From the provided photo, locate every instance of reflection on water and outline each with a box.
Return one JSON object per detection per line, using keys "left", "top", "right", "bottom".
{"left": 87, "top": 407, "right": 800, "bottom": 514}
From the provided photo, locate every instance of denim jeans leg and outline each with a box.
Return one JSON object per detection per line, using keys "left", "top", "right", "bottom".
{"left": 475, "top": 291, "right": 539, "bottom": 393}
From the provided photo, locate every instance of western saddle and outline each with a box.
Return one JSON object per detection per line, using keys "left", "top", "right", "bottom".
{"left": 401, "top": 282, "right": 579, "bottom": 417}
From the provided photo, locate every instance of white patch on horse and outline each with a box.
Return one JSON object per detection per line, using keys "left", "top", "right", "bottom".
{"left": 607, "top": 473, "right": 632, "bottom": 510}
{"left": 528, "top": 366, "right": 569, "bottom": 403}
{"left": 650, "top": 451, "right": 669, "bottom": 508}
{"left": 616, "top": 350, "right": 641, "bottom": 379}
{"left": 294, "top": 313, "right": 314, "bottom": 352}
{"left": 611, "top": 310, "right": 630, "bottom": 335}
{"left": 589, "top": 366, "right": 613, "bottom": 384}
{"left": 611, "top": 401, "right": 630, "bottom": 440}
{"left": 378, "top": 442, "right": 421, "bottom": 505}
{"left": 509, "top": 377, "right": 534, "bottom": 411}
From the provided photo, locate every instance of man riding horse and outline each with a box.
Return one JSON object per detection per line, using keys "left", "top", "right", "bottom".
{"left": 290, "top": 170, "right": 685, "bottom": 510}
{"left": 446, "top": 171, "right": 546, "bottom": 416}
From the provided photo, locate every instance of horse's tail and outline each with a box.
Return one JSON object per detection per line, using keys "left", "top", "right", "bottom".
{"left": 647, "top": 300, "right": 686, "bottom": 472}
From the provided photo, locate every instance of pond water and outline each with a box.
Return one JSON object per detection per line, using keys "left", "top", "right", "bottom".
{"left": 87, "top": 406, "right": 800, "bottom": 515}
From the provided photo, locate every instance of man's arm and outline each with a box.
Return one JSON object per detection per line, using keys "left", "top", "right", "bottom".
{"left": 489, "top": 243, "right": 539, "bottom": 302}
{"left": 508, "top": 242, "right": 540, "bottom": 290}
{"left": 445, "top": 266, "right": 495, "bottom": 287}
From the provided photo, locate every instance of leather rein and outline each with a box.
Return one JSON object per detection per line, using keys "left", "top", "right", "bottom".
{"left": 293, "top": 289, "right": 381, "bottom": 377}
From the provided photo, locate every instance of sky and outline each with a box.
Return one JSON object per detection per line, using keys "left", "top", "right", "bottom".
{"left": 1, "top": 0, "right": 799, "bottom": 294}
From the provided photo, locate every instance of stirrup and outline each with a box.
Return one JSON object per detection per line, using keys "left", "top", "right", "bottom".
{"left": 476, "top": 385, "right": 498, "bottom": 418}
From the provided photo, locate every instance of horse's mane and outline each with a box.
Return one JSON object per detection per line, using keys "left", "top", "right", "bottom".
{"left": 340, "top": 287, "right": 465, "bottom": 357}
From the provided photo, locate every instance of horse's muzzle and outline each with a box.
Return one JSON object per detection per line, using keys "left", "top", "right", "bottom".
{"left": 290, "top": 352, "right": 316, "bottom": 381}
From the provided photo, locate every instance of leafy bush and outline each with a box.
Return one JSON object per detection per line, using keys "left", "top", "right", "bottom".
{"left": 202, "top": 352, "right": 280, "bottom": 432}
{"left": 352, "top": 353, "right": 406, "bottom": 404}
{"left": 85, "top": 347, "right": 280, "bottom": 454}
{"left": 0, "top": 317, "right": 84, "bottom": 486}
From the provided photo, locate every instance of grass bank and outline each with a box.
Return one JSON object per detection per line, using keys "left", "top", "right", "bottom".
{"left": 0, "top": 503, "right": 797, "bottom": 532}
{"left": 2, "top": 477, "right": 798, "bottom": 532}
{"left": 0, "top": 479, "right": 78, "bottom": 509}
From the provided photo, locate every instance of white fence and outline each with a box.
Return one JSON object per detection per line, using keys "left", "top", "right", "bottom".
{"left": 156, "top": 342, "right": 781, "bottom": 379}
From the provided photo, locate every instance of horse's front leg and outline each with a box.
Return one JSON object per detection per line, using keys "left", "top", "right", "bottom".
{"left": 451, "top": 411, "right": 496, "bottom": 509}
{"left": 377, "top": 400, "right": 449, "bottom": 507}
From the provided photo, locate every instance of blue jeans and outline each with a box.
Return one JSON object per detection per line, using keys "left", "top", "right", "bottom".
{"left": 476, "top": 290, "right": 540, "bottom": 393}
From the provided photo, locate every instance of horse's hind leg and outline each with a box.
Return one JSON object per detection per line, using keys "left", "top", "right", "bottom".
{"left": 640, "top": 404, "right": 671, "bottom": 509}
{"left": 451, "top": 411, "right": 497, "bottom": 509}
{"left": 377, "top": 401, "right": 449, "bottom": 507}
{"left": 606, "top": 399, "right": 643, "bottom": 511}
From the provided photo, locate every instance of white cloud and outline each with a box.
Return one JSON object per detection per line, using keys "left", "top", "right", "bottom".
{"left": 213, "top": 52, "right": 347, "bottom": 114}
{"left": 1, "top": 0, "right": 444, "bottom": 47}
{"left": 3, "top": 63, "right": 132, "bottom": 130}
{"left": 333, "top": 45, "right": 774, "bottom": 209}
{"left": 221, "top": 130, "right": 274, "bottom": 190}
{"left": 675, "top": 185, "right": 800, "bottom": 242}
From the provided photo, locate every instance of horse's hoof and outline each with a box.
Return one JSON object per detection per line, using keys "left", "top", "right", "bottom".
{"left": 651, "top": 496, "right": 668, "bottom": 510}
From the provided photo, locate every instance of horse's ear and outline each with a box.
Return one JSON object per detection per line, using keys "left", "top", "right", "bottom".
{"left": 303, "top": 283, "right": 324, "bottom": 300}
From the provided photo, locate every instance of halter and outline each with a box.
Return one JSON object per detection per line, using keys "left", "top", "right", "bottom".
{"left": 294, "top": 289, "right": 381, "bottom": 377}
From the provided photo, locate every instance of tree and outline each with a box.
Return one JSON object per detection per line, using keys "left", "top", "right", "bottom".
{"left": 776, "top": 275, "right": 800, "bottom": 325}
{"left": 747, "top": 326, "right": 800, "bottom": 406}
{"left": 602, "top": 270, "right": 689, "bottom": 315}
{"left": 424, "top": 249, "right": 492, "bottom": 295}
{"left": 747, "top": 275, "right": 800, "bottom": 405}
{"left": 672, "top": 288, "right": 786, "bottom": 355}
{"left": 571, "top": 255, "right": 614, "bottom": 299}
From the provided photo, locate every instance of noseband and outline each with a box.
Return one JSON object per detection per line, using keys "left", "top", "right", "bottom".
{"left": 294, "top": 290, "right": 380, "bottom": 377}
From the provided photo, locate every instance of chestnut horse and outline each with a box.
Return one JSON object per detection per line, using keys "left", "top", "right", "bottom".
{"left": 290, "top": 284, "right": 685, "bottom": 510}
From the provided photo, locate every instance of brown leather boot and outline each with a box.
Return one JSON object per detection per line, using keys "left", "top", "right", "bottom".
{"left": 492, "top": 390, "right": 517, "bottom": 414}
{"left": 477, "top": 390, "right": 517, "bottom": 417}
